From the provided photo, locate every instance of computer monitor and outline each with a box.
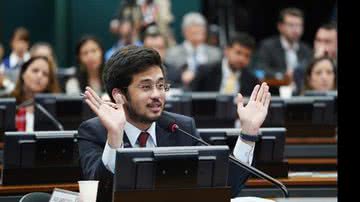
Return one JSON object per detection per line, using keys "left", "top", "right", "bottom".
{"left": 164, "top": 95, "right": 192, "bottom": 116}
{"left": 284, "top": 96, "right": 336, "bottom": 137}
{"left": 304, "top": 90, "right": 337, "bottom": 123}
{"left": 198, "top": 128, "right": 286, "bottom": 162}
{"left": 197, "top": 128, "right": 288, "bottom": 178}
{"left": 1, "top": 130, "right": 81, "bottom": 185}
{"left": 113, "top": 145, "right": 230, "bottom": 191}
{"left": 180, "top": 92, "right": 237, "bottom": 128}
{"left": 0, "top": 98, "right": 17, "bottom": 138}
{"left": 262, "top": 97, "right": 286, "bottom": 127}
{"left": 34, "top": 94, "right": 96, "bottom": 130}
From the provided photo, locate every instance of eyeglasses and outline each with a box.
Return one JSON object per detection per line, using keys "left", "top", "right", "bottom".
{"left": 284, "top": 22, "right": 303, "bottom": 29}
{"left": 132, "top": 81, "right": 171, "bottom": 93}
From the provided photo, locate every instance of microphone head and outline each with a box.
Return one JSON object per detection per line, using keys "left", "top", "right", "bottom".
{"left": 158, "top": 112, "right": 178, "bottom": 133}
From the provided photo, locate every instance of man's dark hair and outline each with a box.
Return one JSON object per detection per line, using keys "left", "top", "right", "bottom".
{"left": 319, "top": 21, "right": 337, "bottom": 31}
{"left": 103, "top": 45, "right": 166, "bottom": 101}
{"left": 227, "top": 32, "right": 256, "bottom": 50}
{"left": 278, "top": 7, "right": 304, "bottom": 23}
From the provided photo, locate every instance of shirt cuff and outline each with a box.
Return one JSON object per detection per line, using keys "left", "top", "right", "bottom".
{"left": 102, "top": 140, "right": 123, "bottom": 174}
{"left": 232, "top": 136, "right": 255, "bottom": 165}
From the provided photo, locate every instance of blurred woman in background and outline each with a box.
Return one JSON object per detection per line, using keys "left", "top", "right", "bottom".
{"left": 30, "top": 42, "right": 58, "bottom": 71}
{"left": 10, "top": 56, "right": 60, "bottom": 131}
{"left": 66, "top": 35, "right": 105, "bottom": 96}
{"left": 303, "top": 56, "right": 336, "bottom": 93}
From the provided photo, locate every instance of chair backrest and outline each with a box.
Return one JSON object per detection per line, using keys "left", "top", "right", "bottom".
{"left": 19, "top": 192, "right": 51, "bottom": 202}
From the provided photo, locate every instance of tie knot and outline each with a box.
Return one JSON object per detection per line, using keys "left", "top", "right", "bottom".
{"left": 138, "top": 132, "right": 150, "bottom": 147}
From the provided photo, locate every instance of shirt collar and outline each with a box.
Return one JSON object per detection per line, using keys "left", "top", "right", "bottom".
{"left": 280, "top": 36, "right": 299, "bottom": 51}
{"left": 9, "top": 52, "right": 30, "bottom": 68}
{"left": 183, "top": 41, "right": 204, "bottom": 54}
{"left": 222, "top": 58, "right": 241, "bottom": 78}
{"left": 124, "top": 121, "right": 157, "bottom": 147}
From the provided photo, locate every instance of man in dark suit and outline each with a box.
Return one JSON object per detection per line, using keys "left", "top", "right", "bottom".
{"left": 192, "top": 32, "right": 259, "bottom": 96}
{"left": 255, "top": 8, "right": 312, "bottom": 82}
{"left": 79, "top": 46, "right": 271, "bottom": 202}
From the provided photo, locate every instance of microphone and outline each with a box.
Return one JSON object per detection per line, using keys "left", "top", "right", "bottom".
{"left": 17, "top": 99, "right": 64, "bottom": 131}
{"left": 158, "top": 112, "right": 289, "bottom": 198}
{"left": 35, "top": 103, "right": 64, "bottom": 131}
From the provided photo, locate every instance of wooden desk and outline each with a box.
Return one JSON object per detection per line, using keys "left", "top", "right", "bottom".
{"left": 286, "top": 137, "right": 337, "bottom": 145}
{"left": 0, "top": 173, "right": 337, "bottom": 196}
{"left": 262, "top": 77, "right": 291, "bottom": 87}
{"left": 242, "top": 172, "right": 337, "bottom": 198}
{"left": 246, "top": 175, "right": 337, "bottom": 187}
{"left": 288, "top": 158, "right": 337, "bottom": 166}
{"left": 286, "top": 158, "right": 337, "bottom": 171}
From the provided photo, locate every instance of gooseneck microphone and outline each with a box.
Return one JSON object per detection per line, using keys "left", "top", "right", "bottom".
{"left": 159, "top": 113, "right": 289, "bottom": 198}
{"left": 17, "top": 99, "right": 64, "bottom": 131}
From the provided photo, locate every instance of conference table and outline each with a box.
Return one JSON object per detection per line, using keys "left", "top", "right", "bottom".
{"left": 0, "top": 136, "right": 337, "bottom": 200}
{"left": 0, "top": 172, "right": 337, "bottom": 200}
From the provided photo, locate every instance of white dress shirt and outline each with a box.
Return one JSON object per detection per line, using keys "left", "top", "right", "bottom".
{"left": 102, "top": 120, "right": 255, "bottom": 174}
{"left": 280, "top": 36, "right": 299, "bottom": 71}
{"left": 102, "top": 121, "right": 157, "bottom": 173}
{"left": 184, "top": 41, "right": 208, "bottom": 72}
{"left": 25, "top": 111, "right": 34, "bottom": 132}
{"left": 220, "top": 58, "right": 241, "bottom": 94}
{"left": 8, "top": 52, "right": 30, "bottom": 69}
{"left": 1, "top": 52, "right": 30, "bottom": 83}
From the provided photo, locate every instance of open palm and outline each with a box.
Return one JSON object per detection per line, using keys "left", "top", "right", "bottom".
{"left": 84, "top": 87, "right": 126, "bottom": 135}
{"left": 236, "top": 83, "right": 271, "bottom": 135}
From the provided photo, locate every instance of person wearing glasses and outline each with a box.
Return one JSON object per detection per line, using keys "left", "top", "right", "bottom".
{"left": 78, "top": 46, "right": 271, "bottom": 202}
{"left": 254, "top": 8, "right": 312, "bottom": 95}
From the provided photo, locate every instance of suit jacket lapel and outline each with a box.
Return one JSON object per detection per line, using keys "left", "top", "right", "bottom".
{"left": 122, "top": 132, "right": 132, "bottom": 148}
{"left": 120, "top": 123, "right": 176, "bottom": 148}
{"left": 213, "top": 64, "right": 223, "bottom": 91}
{"left": 276, "top": 37, "right": 287, "bottom": 71}
{"left": 155, "top": 124, "right": 176, "bottom": 147}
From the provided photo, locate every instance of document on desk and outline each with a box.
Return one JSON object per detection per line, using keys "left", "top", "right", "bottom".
{"left": 288, "top": 172, "right": 337, "bottom": 178}
{"left": 231, "top": 197, "right": 275, "bottom": 202}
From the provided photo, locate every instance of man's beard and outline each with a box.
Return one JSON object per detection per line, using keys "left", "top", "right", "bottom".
{"left": 124, "top": 101, "right": 163, "bottom": 124}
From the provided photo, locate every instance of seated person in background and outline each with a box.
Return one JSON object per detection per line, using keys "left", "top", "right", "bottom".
{"left": 0, "top": 43, "right": 4, "bottom": 62}
{"left": 191, "top": 32, "right": 259, "bottom": 96}
{"left": 30, "top": 42, "right": 58, "bottom": 71}
{"left": 1, "top": 27, "right": 31, "bottom": 83}
{"left": 254, "top": 8, "right": 312, "bottom": 83}
{"left": 78, "top": 46, "right": 271, "bottom": 202}
{"left": 313, "top": 22, "right": 337, "bottom": 64}
{"left": 164, "top": 12, "right": 222, "bottom": 89}
{"left": 292, "top": 22, "right": 337, "bottom": 96}
{"left": 9, "top": 56, "right": 60, "bottom": 131}
{"left": 66, "top": 35, "right": 105, "bottom": 96}
{"left": 143, "top": 25, "right": 168, "bottom": 60}
{"left": 105, "top": 18, "right": 143, "bottom": 61}
{"left": 1, "top": 43, "right": 12, "bottom": 95}
{"left": 301, "top": 56, "right": 336, "bottom": 94}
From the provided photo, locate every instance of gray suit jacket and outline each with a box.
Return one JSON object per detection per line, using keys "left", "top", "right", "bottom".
{"left": 164, "top": 43, "right": 222, "bottom": 87}
{"left": 78, "top": 111, "right": 250, "bottom": 202}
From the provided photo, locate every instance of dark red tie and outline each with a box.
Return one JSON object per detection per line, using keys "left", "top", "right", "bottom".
{"left": 138, "top": 132, "right": 150, "bottom": 147}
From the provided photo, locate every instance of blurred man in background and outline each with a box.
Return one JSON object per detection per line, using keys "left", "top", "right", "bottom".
{"left": 165, "top": 12, "right": 222, "bottom": 89}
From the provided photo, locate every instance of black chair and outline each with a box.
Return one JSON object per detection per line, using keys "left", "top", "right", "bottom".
{"left": 19, "top": 192, "right": 51, "bottom": 202}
